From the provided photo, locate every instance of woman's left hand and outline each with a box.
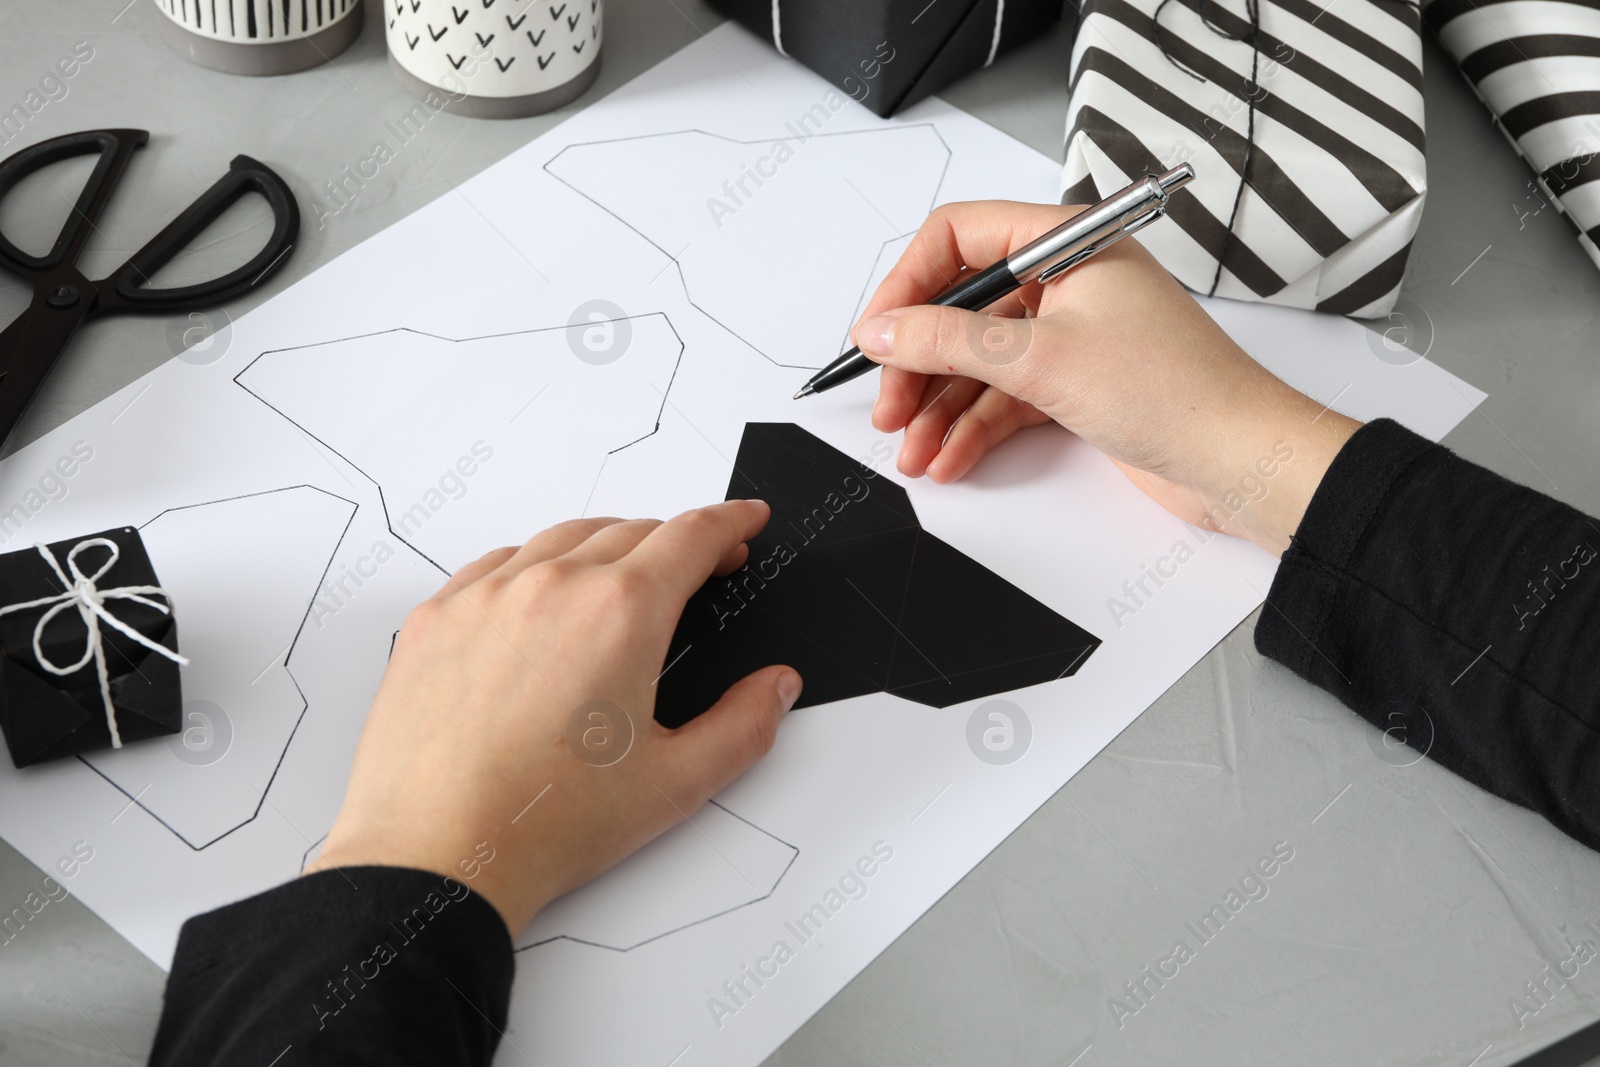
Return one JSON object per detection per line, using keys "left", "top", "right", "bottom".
{"left": 306, "top": 500, "right": 803, "bottom": 934}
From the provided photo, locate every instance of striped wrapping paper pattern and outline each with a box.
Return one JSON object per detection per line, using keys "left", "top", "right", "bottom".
{"left": 1063, "top": 0, "right": 1427, "bottom": 317}
{"left": 1424, "top": 0, "right": 1600, "bottom": 269}
{"left": 156, "top": 0, "right": 359, "bottom": 40}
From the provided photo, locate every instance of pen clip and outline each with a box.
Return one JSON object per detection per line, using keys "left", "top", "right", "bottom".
{"left": 1118, "top": 204, "right": 1165, "bottom": 238}
{"left": 1033, "top": 202, "right": 1167, "bottom": 285}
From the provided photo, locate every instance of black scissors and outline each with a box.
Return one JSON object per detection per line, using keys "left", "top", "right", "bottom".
{"left": 0, "top": 128, "right": 299, "bottom": 449}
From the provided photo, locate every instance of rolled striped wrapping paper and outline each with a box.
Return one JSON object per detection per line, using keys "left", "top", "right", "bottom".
{"left": 1424, "top": 0, "right": 1600, "bottom": 270}
{"left": 1063, "top": 0, "right": 1428, "bottom": 318}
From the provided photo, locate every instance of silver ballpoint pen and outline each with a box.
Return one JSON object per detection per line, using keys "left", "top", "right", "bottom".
{"left": 795, "top": 163, "right": 1196, "bottom": 399}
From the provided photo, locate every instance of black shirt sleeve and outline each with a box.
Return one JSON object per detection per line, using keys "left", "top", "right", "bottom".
{"left": 149, "top": 418, "right": 1599, "bottom": 1063}
{"left": 1257, "top": 417, "right": 1600, "bottom": 849}
{"left": 149, "top": 866, "right": 514, "bottom": 1067}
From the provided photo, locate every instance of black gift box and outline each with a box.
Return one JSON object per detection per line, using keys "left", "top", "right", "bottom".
{"left": 710, "top": 0, "right": 1066, "bottom": 117}
{"left": 0, "top": 527, "right": 182, "bottom": 767}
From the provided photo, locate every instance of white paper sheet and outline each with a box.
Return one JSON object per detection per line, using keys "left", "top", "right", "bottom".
{"left": 0, "top": 24, "right": 1485, "bottom": 1067}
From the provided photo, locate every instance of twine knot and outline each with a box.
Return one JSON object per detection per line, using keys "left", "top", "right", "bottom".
{"left": 0, "top": 538, "right": 188, "bottom": 749}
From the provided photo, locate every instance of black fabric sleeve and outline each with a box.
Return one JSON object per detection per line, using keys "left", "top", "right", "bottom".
{"left": 1257, "top": 417, "right": 1600, "bottom": 850}
{"left": 149, "top": 866, "right": 514, "bottom": 1067}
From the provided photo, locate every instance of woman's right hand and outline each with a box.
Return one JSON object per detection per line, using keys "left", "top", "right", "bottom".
{"left": 849, "top": 200, "right": 1361, "bottom": 557}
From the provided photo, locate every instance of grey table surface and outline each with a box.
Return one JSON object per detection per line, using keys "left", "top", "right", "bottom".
{"left": 3, "top": 1, "right": 1599, "bottom": 1065}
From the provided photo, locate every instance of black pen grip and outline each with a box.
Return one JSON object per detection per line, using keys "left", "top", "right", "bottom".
{"left": 928, "top": 260, "right": 1022, "bottom": 311}
{"left": 798, "top": 261, "right": 1022, "bottom": 396}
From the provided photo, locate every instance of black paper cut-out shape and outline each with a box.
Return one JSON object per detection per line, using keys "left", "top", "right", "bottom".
{"left": 654, "top": 424, "right": 1101, "bottom": 728}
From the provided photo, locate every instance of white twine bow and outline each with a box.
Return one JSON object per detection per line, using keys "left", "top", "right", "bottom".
{"left": 770, "top": 1, "right": 1006, "bottom": 66}
{"left": 0, "top": 538, "right": 188, "bottom": 749}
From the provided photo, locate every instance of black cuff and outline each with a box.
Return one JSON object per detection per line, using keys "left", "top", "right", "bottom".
{"left": 1255, "top": 417, "right": 1436, "bottom": 681}
{"left": 154, "top": 866, "right": 514, "bottom": 1067}
{"left": 1250, "top": 415, "right": 1600, "bottom": 852}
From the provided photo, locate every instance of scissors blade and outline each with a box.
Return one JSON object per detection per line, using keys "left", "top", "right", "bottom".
{"left": 0, "top": 272, "right": 95, "bottom": 451}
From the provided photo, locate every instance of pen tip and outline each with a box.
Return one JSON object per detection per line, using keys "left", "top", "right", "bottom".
{"left": 793, "top": 385, "right": 814, "bottom": 400}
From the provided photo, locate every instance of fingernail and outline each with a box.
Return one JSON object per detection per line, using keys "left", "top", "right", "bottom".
{"left": 777, "top": 670, "right": 802, "bottom": 711}
{"left": 854, "top": 313, "right": 899, "bottom": 358}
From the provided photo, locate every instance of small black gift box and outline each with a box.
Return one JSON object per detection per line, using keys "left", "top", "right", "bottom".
{"left": 710, "top": 0, "right": 1066, "bottom": 117}
{"left": 0, "top": 527, "right": 184, "bottom": 767}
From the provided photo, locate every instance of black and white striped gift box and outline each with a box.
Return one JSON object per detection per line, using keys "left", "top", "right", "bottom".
{"left": 1424, "top": 0, "right": 1600, "bottom": 270}
{"left": 1063, "top": 0, "right": 1427, "bottom": 317}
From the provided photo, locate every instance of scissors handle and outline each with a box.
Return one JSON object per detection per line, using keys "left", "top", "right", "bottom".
{"left": 0, "top": 128, "right": 148, "bottom": 277}
{"left": 0, "top": 131, "right": 130, "bottom": 452}
{"left": 99, "top": 153, "right": 300, "bottom": 314}
{"left": 0, "top": 131, "right": 144, "bottom": 434}
{"left": 0, "top": 129, "right": 300, "bottom": 452}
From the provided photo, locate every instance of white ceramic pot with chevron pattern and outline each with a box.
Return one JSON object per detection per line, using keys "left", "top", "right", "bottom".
{"left": 386, "top": 0, "right": 602, "bottom": 118}
{"left": 151, "top": 0, "right": 365, "bottom": 75}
